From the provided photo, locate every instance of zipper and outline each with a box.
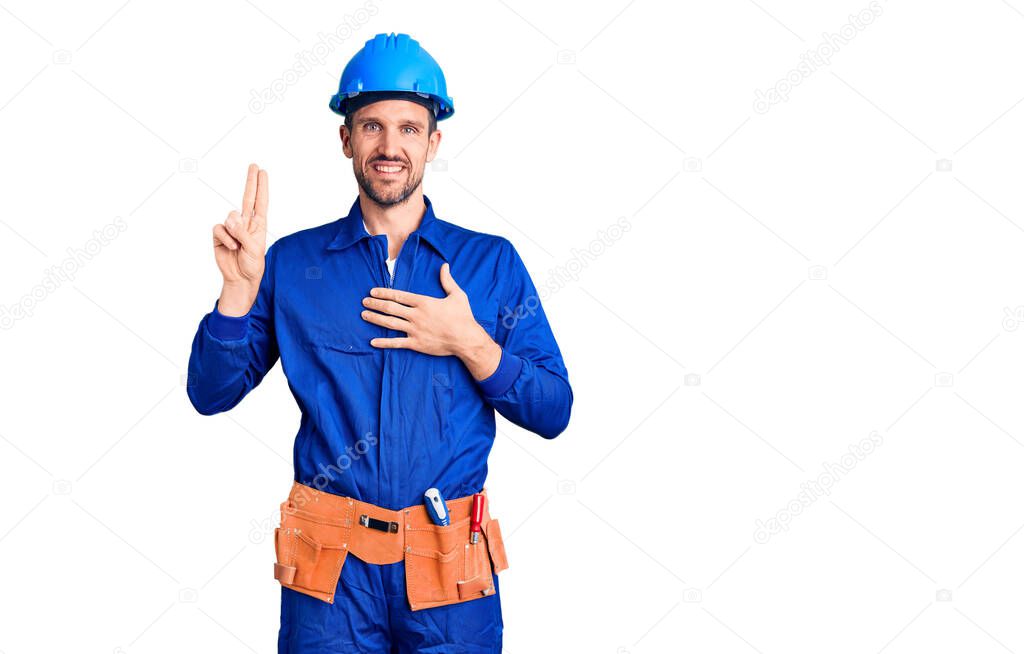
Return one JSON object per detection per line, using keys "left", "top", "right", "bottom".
{"left": 372, "top": 236, "right": 390, "bottom": 508}
{"left": 376, "top": 237, "right": 399, "bottom": 507}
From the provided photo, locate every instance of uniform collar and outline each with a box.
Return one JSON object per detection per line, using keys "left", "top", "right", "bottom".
{"left": 327, "top": 193, "right": 450, "bottom": 261}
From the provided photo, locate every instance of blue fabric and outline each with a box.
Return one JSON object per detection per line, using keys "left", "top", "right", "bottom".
{"left": 208, "top": 302, "right": 250, "bottom": 340}
{"left": 279, "top": 557, "right": 502, "bottom": 653}
{"left": 187, "top": 194, "right": 571, "bottom": 648}
{"left": 476, "top": 348, "right": 523, "bottom": 398}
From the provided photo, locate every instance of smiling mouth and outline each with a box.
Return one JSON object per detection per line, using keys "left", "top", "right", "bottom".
{"left": 371, "top": 162, "right": 405, "bottom": 177}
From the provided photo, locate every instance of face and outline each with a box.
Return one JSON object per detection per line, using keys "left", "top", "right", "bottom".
{"left": 341, "top": 100, "right": 442, "bottom": 207}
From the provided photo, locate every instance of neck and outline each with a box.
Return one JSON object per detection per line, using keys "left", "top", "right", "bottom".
{"left": 359, "top": 188, "right": 426, "bottom": 260}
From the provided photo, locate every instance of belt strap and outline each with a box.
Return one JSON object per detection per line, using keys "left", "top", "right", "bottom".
{"left": 283, "top": 482, "right": 491, "bottom": 566}
{"left": 359, "top": 514, "right": 399, "bottom": 533}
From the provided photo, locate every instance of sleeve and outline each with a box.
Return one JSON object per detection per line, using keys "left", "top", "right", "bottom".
{"left": 186, "top": 242, "right": 281, "bottom": 415}
{"left": 475, "top": 239, "right": 573, "bottom": 439}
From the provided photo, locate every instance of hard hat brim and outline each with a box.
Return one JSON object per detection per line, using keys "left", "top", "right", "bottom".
{"left": 329, "top": 89, "right": 454, "bottom": 121}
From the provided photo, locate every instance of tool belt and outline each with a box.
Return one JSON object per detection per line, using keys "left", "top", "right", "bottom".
{"left": 272, "top": 481, "right": 509, "bottom": 611}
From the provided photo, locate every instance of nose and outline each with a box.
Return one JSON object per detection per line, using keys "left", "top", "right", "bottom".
{"left": 378, "top": 127, "right": 403, "bottom": 162}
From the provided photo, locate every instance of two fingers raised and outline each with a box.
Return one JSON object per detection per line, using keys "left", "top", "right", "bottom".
{"left": 241, "top": 163, "right": 269, "bottom": 232}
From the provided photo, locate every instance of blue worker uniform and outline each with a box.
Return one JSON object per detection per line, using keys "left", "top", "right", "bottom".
{"left": 186, "top": 194, "right": 573, "bottom": 652}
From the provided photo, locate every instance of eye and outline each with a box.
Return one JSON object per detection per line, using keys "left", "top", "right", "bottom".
{"left": 365, "top": 122, "right": 380, "bottom": 132}
{"left": 403, "top": 126, "right": 417, "bottom": 135}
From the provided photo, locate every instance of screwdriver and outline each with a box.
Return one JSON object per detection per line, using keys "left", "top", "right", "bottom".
{"left": 470, "top": 493, "right": 485, "bottom": 544}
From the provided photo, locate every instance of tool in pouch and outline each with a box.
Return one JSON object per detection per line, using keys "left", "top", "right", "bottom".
{"left": 423, "top": 487, "right": 450, "bottom": 526}
{"left": 470, "top": 493, "right": 485, "bottom": 544}
{"left": 273, "top": 481, "right": 509, "bottom": 611}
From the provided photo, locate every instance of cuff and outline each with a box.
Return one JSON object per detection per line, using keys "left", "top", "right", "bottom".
{"left": 477, "top": 348, "right": 523, "bottom": 397}
{"left": 208, "top": 300, "right": 250, "bottom": 341}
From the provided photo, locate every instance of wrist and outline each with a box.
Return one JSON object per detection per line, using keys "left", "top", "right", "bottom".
{"left": 455, "top": 324, "right": 501, "bottom": 380}
{"left": 218, "top": 282, "right": 258, "bottom": 317}
{"left": 476, "top": 347, "right": 523, "bottom": 397}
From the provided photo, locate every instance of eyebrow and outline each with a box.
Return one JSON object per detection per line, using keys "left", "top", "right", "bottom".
{"left": 357, "top": 115, "right": 426, "bottom": 130}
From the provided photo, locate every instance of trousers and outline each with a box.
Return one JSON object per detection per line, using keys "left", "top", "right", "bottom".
{"left": 278, "top": 553, "right": 503, "bottom": 653}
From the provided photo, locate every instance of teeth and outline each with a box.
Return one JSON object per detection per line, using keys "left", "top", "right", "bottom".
{"left": 374, "top": 165, "right": 402, "bottom": 173}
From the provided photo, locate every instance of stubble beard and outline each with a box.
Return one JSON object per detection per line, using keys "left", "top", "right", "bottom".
{"left": 355, "top": 161, "right": 424, "bottom": 208}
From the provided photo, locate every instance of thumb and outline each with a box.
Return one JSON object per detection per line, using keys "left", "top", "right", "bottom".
{"left": 439, "top": 262, "right": 460, "bottom": 295}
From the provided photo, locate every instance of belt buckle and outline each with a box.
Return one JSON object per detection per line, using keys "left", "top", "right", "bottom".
{"left": 359, "top": 514, "right": 399, "bottom": 534}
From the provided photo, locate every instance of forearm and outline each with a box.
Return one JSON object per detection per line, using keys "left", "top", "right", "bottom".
{"left": 478, "top": 356, "right": 573, "bottom": 439}
{"left": 186, "top": 299, "right": 278, "bottom": 415}
{"left": 453, "top": 322, "right": 572, "bottom": 438}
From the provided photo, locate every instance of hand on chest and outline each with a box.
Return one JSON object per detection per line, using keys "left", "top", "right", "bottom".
{"left": 279, "top": 252, "right": 500, "bottom": 356}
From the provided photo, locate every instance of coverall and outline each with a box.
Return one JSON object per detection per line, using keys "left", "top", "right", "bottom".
{"left": 186, "top": 194, "right": 573, "bottom": 652}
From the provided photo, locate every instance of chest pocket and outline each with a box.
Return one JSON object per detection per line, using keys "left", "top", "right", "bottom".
{"left": 301, "top": 299, "right": 499, "bottom": 356}
{"left": 423, "top": 297, "right": 498, "bottom": 440}
{"left": 306, "top": 325, "right": 377, "bottom": 354}
{"left": 301, "top": 299, "right": 380, "bottom": 355}
{"left": 278, "top": 261, "right": 382, "bottom": 355}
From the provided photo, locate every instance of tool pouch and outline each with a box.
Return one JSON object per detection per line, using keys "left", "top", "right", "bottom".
{"left": 404, "top": 513, "right": 509, "bottom": 611}
{"left": 271, "top": 482, "right": 509, "bottom": 610}
{"left": 273, "top": 499, "right": 353, "bottom": 603}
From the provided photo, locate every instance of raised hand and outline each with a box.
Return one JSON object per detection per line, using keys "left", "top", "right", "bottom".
{"left": 213, "top": 163, "right": 269, "bottom": 316}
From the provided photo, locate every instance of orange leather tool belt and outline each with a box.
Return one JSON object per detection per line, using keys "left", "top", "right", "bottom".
{"left": 273, "top": 481, "right": 509, "bottom": 611}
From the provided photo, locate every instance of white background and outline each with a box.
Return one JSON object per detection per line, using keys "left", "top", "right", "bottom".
{"left": 2, "top": 1, "right": 1024, "bottom": 652}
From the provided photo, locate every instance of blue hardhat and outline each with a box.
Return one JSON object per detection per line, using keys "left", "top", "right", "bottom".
{"left": 330, "top": 33, "right": 454, "bottom": 121}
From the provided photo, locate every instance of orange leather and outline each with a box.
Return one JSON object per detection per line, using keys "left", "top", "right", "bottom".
{"left": 484, "top": 519, "right": 508, "bottom": 573}
{"left": 274, "top": 482, "right": 508, "bottom": 610}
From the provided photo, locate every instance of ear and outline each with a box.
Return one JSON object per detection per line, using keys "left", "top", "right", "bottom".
{"left": 340, "top": 124, "right": 352, "bottom": 158}
{"left": 425, "top": 128, "right": 442, "bottom": 163}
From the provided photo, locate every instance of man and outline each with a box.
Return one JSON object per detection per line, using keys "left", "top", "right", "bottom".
{"left": 186, "top": 33, "right": 572, "bottom": 653}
